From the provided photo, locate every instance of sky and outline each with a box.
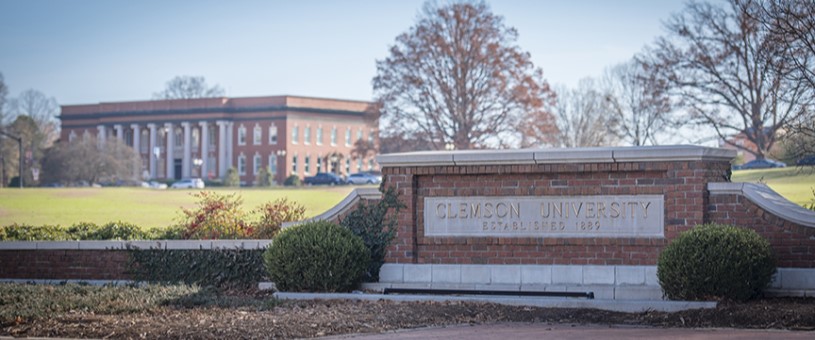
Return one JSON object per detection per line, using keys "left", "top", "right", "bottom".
{"left": 0, "top": 0, "right": 687, "bottom": 106}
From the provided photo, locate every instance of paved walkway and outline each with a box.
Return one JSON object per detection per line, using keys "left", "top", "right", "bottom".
{"left": 324, "top": 323, "right": 814, "bottom": 339}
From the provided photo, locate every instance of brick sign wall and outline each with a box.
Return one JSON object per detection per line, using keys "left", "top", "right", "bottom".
{"left": 378, "top": 147, "right": 737, "bottom": 266}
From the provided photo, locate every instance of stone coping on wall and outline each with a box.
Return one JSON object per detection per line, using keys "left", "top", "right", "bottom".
{"left": 376, "top": 145, "right": 737, "bottom": 167}
{"left": 709, "top": 182, "right": 815, "bottom": 228}
{"left": 282, "top": 187, "right": 382, "bottom": 228}
{"left": 0, "top": 240, "right": 273, "bottom": 250}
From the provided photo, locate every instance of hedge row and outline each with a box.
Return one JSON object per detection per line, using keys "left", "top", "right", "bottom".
{"left": 0, "top": 222, "right": 183, "bottom": 241}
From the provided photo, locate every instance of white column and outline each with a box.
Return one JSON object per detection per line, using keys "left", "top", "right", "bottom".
{"left": 114, "top": 124, "right": 124, "bottom": 141}
{"left": 217, "top": 120, "right": 227, "bottom": 178}
{"left": 226, "top": 122, "right": 234, "bottom": 172}
{"left": 148, "top": 123, "right": 157, "bottom": 179}
{"left": 165, "top": 122, "right": 174, "bottom": 180}
{"left": 97, "top": 125, "right": 106, "bottom": 147}
{"left": 199, "top": 121, "right": 209, "bottom": 179}
{"left": 130, "top": 124, "right": 141, "bottom": 179}
{"left": 131, "top": 124, "right": 141, "bottom": 152}
{"left": 182, "top": 122, "right": 192, "bottom": 178}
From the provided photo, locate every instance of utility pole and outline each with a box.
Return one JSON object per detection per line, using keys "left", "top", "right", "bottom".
{"left": 0, "top": 130, "right": 23, "bottom": 188}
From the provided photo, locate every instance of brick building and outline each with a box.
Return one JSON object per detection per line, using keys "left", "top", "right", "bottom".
{"left": 59, "top": 95, "right": 379, "bottom": 184}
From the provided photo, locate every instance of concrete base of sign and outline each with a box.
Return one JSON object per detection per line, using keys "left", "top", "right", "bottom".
{"left": 376, "top": 264, "right": 815, "bottom": 300}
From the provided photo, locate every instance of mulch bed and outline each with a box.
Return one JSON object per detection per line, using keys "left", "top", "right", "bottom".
{"left": 3, "top": 291, "right": 815, "bottom": 339}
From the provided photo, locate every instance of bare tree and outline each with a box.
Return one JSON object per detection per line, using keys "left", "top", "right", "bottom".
{"left": 548, "top": 81, "right": 617, "bottom": 148}
{"left": 0, "top": 72, "right": 8, "bottom": 126}
{"left": 373, "top": 2, "right": 555, "bottom": 150}
{"left": 42, "top": 137, "right": 140, "bottom": 185}
{"left": 640, "top": 0, "right": 812, "bottom": 160}
{"left": 1, "top": 90, "right": 59, "bottom": 186}
{"left": 604, "top": 61, "right": 674, "bottom": 146}
{"left": 760, "top": 0, "right": 815, "bottom": 161}
{"left": 153, "top": 75, "right": 225, "bottom": 100}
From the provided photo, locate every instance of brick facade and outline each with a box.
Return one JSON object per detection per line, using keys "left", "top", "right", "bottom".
{"left": 0, "top": 250, "right": 130, "bottom": 280}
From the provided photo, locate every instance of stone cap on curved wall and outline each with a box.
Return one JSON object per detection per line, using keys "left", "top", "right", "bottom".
{"left": 709, "top": 182, "right": 815, "bottom": 228}
{"left": 281, "top": 187, "right": 382, "bottom": 228}
{"left": 377, "top": 145, "right": 736, "bottom": 167}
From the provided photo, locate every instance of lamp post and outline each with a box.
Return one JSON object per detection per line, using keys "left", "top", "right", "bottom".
{"left": 152, "top": 146, "right": 161, "bottom": 179}
{"left": 444, "top": 142, "right": 455, "bottom": 151}
{"left": 193, "top": 158, "right": 203, "bottom": 178}
{"left": 0, "top": 130, "right": 23, "bottom": 188}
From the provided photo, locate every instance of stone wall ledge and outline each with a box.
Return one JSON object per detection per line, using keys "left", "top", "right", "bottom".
{"left": 0, "top": 240, "right": 272, "bottom": 250}
{"left": 377, "top": 145, "right": 736, "bottom": 167}
{"left": 282, "top": 187, "right": 382, "bottom": 228}
{"left": 708, "top": 182, "right": 815, "bottom": 228}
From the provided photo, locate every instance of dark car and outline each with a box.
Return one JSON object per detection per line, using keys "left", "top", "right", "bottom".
{"left": 303, "top": 172, "right": 344, "bottom": 185}
{"left": 739, "top": 159, "right": 786, "bottom": 170}
{"left": 797, "top": 156, "right": 815, "bottom": 166}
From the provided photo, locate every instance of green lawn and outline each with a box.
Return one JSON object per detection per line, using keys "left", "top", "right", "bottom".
{"left": 731, "top": 167, "right": 815, "bottom": 206}
{"left": 0, "top": 186, "right": 359, "bottom": 229}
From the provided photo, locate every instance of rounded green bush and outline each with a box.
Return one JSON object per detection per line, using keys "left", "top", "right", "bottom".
{"left": 658, "top": 223, "right": 776, "bottom": 301}
{"left": 263, "top": 220, "right": 370, "bottom": 292}
{"left": 283, "top": 175, "right": 301, "bottom": 187}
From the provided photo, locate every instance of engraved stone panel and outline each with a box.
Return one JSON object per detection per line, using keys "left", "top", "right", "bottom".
{"left": 424, "top": 195, "right": 664, "bottom": 238}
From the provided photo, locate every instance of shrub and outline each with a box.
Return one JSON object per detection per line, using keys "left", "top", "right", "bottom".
{"left": 255, "top": 166, "right": 274, "bottom": 187}
{"left": 65, "top": 222, "right": 100, "bottom": 240}
{"left": 129, "top": 249, "right": 267, "bottom": 290}
{"left": 178, "top": 191, "right": 251, "bottom": 239}
{"left": 0, "top": 224, "right": 68, "bottom": 241}
{"left": 224, "top": 167, "right": 240, "bottom": 187}
{"left": 263, "top": 221, "right": 370, "bottom": 292}
{"left": 252, "top": 198, "right": 306, "bottom": 239}
{"left": 283, "top": 175, "right": 301, "bottom": 187}
{"left": 658, "top": 223, "right": 776, "bottom": 301}
{"left": 340, "top": 187, "right": 404, "bottom": 281}
{"left": 145, "top": 225, "right": 185, "bottom": 240}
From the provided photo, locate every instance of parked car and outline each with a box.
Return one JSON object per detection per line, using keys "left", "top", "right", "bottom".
{"left": 147, "top": 181, "right": 168, "bottom": 189}
{"left": 346, "top": 172, "right": 382, "bottom": 185}
{"left": 739, "top": 159, "right": 786, "bottom": 170}
{"left": 797, "top": 155, "right": 815, "bottom": 166}
{"left": 303, "top": 172, "right": 344, "bottom": 185}
{"left": 170, "top": 178, "right": 205, "bottom": 189}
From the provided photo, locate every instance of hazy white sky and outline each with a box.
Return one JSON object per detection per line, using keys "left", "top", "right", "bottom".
{"left": 0, "top": 0, "right": 687, "bottom": 106}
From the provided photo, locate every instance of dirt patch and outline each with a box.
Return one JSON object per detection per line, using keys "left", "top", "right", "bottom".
{"left": 3, "top": 294, "right": 815, "bottom": 339}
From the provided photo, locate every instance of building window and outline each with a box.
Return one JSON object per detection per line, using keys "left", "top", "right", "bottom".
{"left": 292, "top": 154, "right": 298, "bottom": 175}
{"left": 269, "top": 125, "right": 278, "bottom": 145}
{"left": 158, "top": 129, "right": 166, "bottom": 148}
{"left": 68, "top": 131, "right": 77, "bottom": 142}
{"left": 238, "top": 154, "right": 246, "bottom": 175}
{"left": 345, "top": 128, "right": 351, "bottom": 146}
{"left": 253, "top": 153, "right": 261, "bottom": 175}
{"left": 345, "top": 158, "right": 351, "bottom": 175}
{"left": 175, "top": 128, "right": 183, "bottom": 148}
{"left": 140, "top": 130, "right": 149, "bottom": 152}
{"left": 331, "top": 127, "right": 337, "bottom": 145}
{"left": 292, "top": 126, "right": 299, "bottom": 144}
{"left": 208, "top": 125, "right": 216, "bottom": 147}
{"left": 207, "top": 158, "right": 216, "bottom": 178}
{"left": 316, "top": 156, "right": 322, "bottom": 173}
{"left": 192, "top": 128, "right": 200, "bottom": 149}
{"left": 238, "top": 125, "right": 247, "bottom": 145}
{"left": 253, "top": 124, "right": 262, "bottom": 145}
{"left": 368, "top": 158, "right": 374, "bottom": 170}
{"left": 304, "top": 155, "right": 311, "bottom": 175}
{"left": 316, "top": 127, "right": 323, "bottom": 145}
{"left": 368, "top": 129, "right": 374, "bottom": 143}
{"left": 357, "top": 158, "right": 363, "bottom": 173}
{"left": 304, "top": 126, "right": 311, "bottom": 145}
{"left": 357, "top": 129, "right": 363, "bottom": 143}
{"left": 269, "top": 154, "right": 277, "bottom": 177}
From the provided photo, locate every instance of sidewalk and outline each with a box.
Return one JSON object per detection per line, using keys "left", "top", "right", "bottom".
{"left": 325, "top": 323, "right": 814, "bottom": 340}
